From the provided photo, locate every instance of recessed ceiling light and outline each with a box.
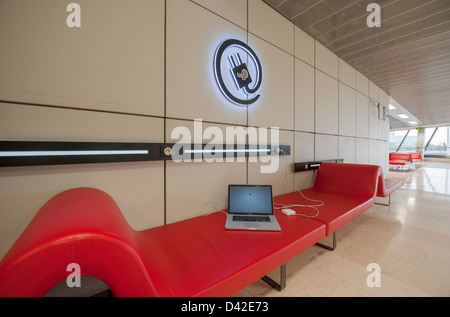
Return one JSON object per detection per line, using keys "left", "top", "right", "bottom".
{"left": 409, "top": 121, "right": 417, "bottom": 125}
{"left": 389, "top": 104, "right": 396, "bottom": 110}
{"left": 398, "top": 114, "right": 409, "bottom": 119}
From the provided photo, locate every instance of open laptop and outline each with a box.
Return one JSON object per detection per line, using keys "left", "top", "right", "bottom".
{"left": 225, "top": 184, "right": 281, "bottom": 231}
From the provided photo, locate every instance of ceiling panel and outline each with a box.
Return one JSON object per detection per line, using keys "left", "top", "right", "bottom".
{"left": 263, "top": 0, "right": 450, "bottom": 128}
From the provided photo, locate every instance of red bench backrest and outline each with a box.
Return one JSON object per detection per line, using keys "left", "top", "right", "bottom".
{"left": 313, "top": 163, "right": 381, "bottom": 199}
{"left": 0, "top": 188, "right": 158, "bottom": 297}
{"left": 389, "top": 153, "right": 413, "bottom": 162}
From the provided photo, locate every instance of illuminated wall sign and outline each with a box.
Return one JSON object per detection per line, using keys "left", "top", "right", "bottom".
{"left": 214, "top": 39, "right": 262, "bottom": 106}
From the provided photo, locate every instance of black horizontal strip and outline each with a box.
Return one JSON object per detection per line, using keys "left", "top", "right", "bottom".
{"left": 293, "top": 159, "right": 343, "bottom": 173}
{"left": 0, "top": 141, "right": 291, "bottom": 167}
{"left": 0, "top": 141, "right": 162, "bottom": 167}
{"left": 166, "top": 144, "right": 290, "bottom": 160}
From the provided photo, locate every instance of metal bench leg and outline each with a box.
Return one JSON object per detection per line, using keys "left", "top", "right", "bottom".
{"left": 261, "top": 263, "right": 286, "bottom": 292}
{"left": 375, "top": 195, "right": 391, "bottom": 206}
{"left": 315, "top": 232, "right": 336, "bottom": 251}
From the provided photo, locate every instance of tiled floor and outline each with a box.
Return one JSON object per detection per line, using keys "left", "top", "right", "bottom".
{"left": 235, "top": 161, "right": 450, "bottom": 297}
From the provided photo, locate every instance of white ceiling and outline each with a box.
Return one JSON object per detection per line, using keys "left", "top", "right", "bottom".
{"left": 263, "top": 0, "right": 450, "bottom": 129}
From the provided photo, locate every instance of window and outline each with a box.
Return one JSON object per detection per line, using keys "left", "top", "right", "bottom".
{"left": 389, "top": 129, "right": 417, "bottom": 152}
{"left": 424, "top": 127, "right": 436, "bottom": 147}
{"left": 399, "top": 129, "right": 417, "bottom": 152}
{"left": 389, "top": 130, "right": 407, "bottom": 152}
{"left": 425, "top": 127, "right": 450, "bottom": 156}
{"left": 390, "top": 126, "right": 450, "bottom": 156}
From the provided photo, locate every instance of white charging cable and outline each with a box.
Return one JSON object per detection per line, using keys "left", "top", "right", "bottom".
{"left": 275, "top": 148, "right": 324, "bottom": 218}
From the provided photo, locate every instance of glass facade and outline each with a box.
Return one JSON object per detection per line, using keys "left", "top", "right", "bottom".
{"left": 389, "top": 130, "right": 407, "bottom": 152}
{"left": 389, "top": 126, "right": 450, "bottom": 157}
{"left": 424, "top": 127, "right": 450, "bottom": 156}
{"left": 389, "top": 129, "right": 417, "bottom": 153}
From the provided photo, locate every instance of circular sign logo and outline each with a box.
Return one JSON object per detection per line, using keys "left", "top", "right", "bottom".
{"left": 214, "top": 39, "right": 262, "bottom": 106}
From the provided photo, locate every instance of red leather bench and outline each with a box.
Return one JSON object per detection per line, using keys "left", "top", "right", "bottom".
{"left": 375, "top": 170, "right": 403, "bottom": 206}
{"left": 377, "top": 175, "right": 402, "bottom": 198}
{"left": 389, "top": 152, "right": 413, "bottom": 169}
{"left": 0, "top": 187, "right": 326, "bottom": 297}
{"left": 276, "top": 163, "right": 381, "bottom": 250}
{"left": 411, "top": 152, "right": 422, "bottom": 163}
{"left": 0, "top": 163, "right": 383, "bottom": 297}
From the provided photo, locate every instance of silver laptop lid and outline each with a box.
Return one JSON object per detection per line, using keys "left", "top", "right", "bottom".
{"left": 227, "top": 185, "right": 274, "bottom": 215}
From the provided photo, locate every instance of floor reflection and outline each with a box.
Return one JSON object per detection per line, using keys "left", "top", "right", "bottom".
{"left": 388, "top": 161, "right": 450, "bottom": 195}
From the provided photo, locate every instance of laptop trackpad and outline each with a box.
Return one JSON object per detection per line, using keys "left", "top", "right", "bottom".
{"left": 245, "top": 223, "right": 261, "bottom": 228}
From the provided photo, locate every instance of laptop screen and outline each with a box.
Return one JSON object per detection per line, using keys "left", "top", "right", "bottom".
{"left": 228, "top": 185, "right": 274, "bottom": 215}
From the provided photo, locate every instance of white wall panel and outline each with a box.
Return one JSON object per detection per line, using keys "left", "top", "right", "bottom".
{"left": 379, "top": 89, "right": 389, "bottom": 106}
{"left": 295, "top": 132, "right": 315, "bottom": 162}
{"left": 339, "top": 136, "right": 356, "bottom": 164}
{"left": 315, "top": 41, "right": 339, "bottom": 79}
{"left": 315, "top": 134, "right": 338, "bottom": 161}
{"left": 166, "top": 0, "right": 248, "bottom": 124}
{"left": 355, "top": 138, "right": 369, "bottom": 164}
{"left": 385, "top": 141, "right": 389, "bottom": 172}
{"left": 355, "top": 71, "right": 369, "bottom": 96}
{"left": 0, "top": 0, "right": 165, "bottom": 116}
{"left": 166, "top": 160, "right": 246, "bottom": 224}
{"left": 355, "top": 92, "right": 369, "bottom": 138}
{"left": 248, "top": 35, "right": 294, "bottom": 130}
{"left": 295, "top": 26, "right": 315, "bottom": 66}
{"left": 379, "top": 117, "right": 389, "bottom": 141}
{"left": 315, "top": 71, "right": 339, "bottom": 135}
{"left": 191, "top": 0, "right": 247, "bottom": 29}
{"left": 165, "top": 119, "right": 248, "bottom": 223}
{"left": 369, "top": 100, "right": 380, "bottom": 140}
{"left": 339, "top": 59, "right": 356, "bottom": 89}
{"left": 248, "top": 131, "right": 294, "bottom": 196}
{"left": 368, "top": 139, "right": 379, "bottom": 165}
{"left": 294, "top": 132, "right": 315, "bottom": 189}
{"left": 0, "top": 103, "right": 164, "bottom": 143}
{"left": 248, "top": 0, "right": 294, "bottom": 54}
{"left": 378, "top": 140, "right": 388, "bottom": 174}
{"left": 295, "top": 59, "right": 315, "bottom": 132}
{"left": 369, "top": 81, "right": 379, "bottom": 102}
{"left": 339, "top": 83, "right": 356, "bottom": 137}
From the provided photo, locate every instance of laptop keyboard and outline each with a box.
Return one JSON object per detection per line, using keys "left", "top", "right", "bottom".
{"left": 233, "top": 215, "right": 271, "bottom": 222}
